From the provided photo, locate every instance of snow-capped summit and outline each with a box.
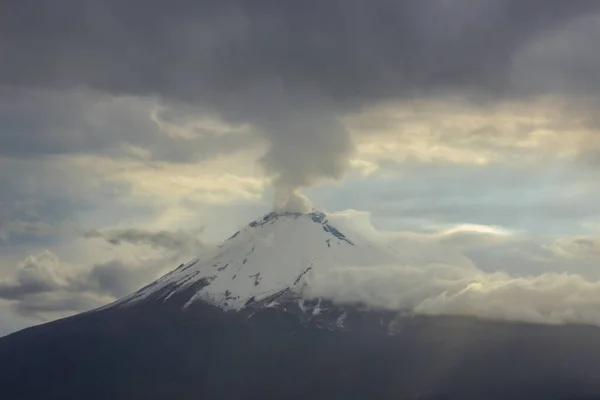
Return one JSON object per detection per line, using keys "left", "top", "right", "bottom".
{"left": 116, "top": 210, "right": 397, "bottom": 312}
{"left": 6, "top": 214, "right": 600, "bottom": 400}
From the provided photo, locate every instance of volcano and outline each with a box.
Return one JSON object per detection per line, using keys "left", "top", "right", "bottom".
{"left": 2, "top": 211, "right": 600, "bottom": 400}
{"left": 116, "top": 210, "right": 396, "bottom": 314}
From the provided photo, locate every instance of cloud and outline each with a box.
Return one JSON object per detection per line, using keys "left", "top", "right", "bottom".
{"left": 81, "top": 227, "right": 210, "bottom": 297}
{"left": 12, "top": 292, "right": 105, "bottom": 319}
{"left": 345, "top": 97, "right": 600, "bottom": 169}
{"left": 0, "top": 302, "right": 31, "bottom": 337}
{"left": 3, "top": 210, "right": 600, "bottom": 327}
{"left": 310, "top": 156, "right": 600, "bottom": 240}
{"left": 0, "top": 250, "right": 164, "bottom": 318}
{"left": 2, "top": 1, "right": 597, "bottom": 196}
{"left": 0, "top": 223, "right": 208, "bottom": 318}
{"left": 301, "top": 212, "right": 600, "bottom": 326}
{"left": 273, "top": 189, "right": 313, "bottom": 214}
{"left": 511, "top": 15, "right": 600, "bottom": 95}
{"left": 1, "top": 0, "right": 600, "bottom": 332}
{"left": 84, "top": 227, "right": 207, "bottom": 253}
{"left": 0, "top": 251, "right": 69, "bottom": 300}
{"left": 2, "top": 1, "right": 593, "bottom": 100}
{"left": 87, "top": 260, "right": 165, "bottom": 298}
{"left": 548, "top": 236, "right": 600, "bottom": 259}
{"left": 0, "top": 218, "right": 76, "bottom": 245}
{"left": 0, "top": 250, "right": 113, "bottom": 319}
{"left": 0, "top": 88, "right": 257, "bottom": 162}
{"left": 255, "top": 110, "right": 354, "bottom": 202}
{"left": 0, "top": 220, "right": 54, "bottom": 243}
{"left": 306, "top": 263, "right": 600, "bottom": 326}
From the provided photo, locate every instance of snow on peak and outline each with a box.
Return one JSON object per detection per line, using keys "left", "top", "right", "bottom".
{"left": 118, "top": 210, "right": 396, "bottom": 311}
{"left": 245, "top": 210, "right": 353, "bottom": 245}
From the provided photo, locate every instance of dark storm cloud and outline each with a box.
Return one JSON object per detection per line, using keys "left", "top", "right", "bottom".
{"left": 1, "top": 0, "right": 599, "bottom": 202}
{"left": 510, "top": 14, "right": 600, "bottom": 95}
{"left": 1, "top": 0, "right": 597, "bottom": 102}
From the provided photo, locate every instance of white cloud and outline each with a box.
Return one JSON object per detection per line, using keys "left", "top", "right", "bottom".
{"left": 306, "top": 262, "right": 600, "bottom": 326}
{"left": 345, "top": 97, "right": 600, "bottom": 170}
{"left": 547, "top": 236, "right": 600, "bottom": 259}
{"left": 0, "top": 223, "right": 210, "bottom": 323}
{"left": 305, "top": 211, "right": 600, "bottom": 326}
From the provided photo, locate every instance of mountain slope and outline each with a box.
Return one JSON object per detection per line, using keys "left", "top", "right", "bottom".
{"left": 114, "top": 210, "right": 397, "bottom": 312}
{"left": 3, "top": 211, "right": 600, "bottom": 400}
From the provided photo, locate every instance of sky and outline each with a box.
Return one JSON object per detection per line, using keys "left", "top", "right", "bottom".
{"left": 2, "top": 0, "right": 600, "bottom": 335}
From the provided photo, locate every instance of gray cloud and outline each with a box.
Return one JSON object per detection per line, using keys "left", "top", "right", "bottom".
{"left": 306, "top": 263, "right": 600, "bottom": 326}
{"left": 303, "top": 217, "right": 600, "bottom": 325}
{"left": 84, "top": 227, "right": 207, "bottom": 253}
{"left": 2, "top": 1, "right": 595, "bottom": 100}
{"left": 0, "top": 88, "right": 255, "bottom": 162}
{"left": 0, "top": 154, "right": 144, "bottom": 252}
{"left": 259, "top": 113, "right": 353, "bottom": 191}
{"left": 3, "top": 214, "right": 600, "bottom": 326}
{"left": 510, "top": 15, "right": 600, "bottom": 95}
{"left": 12, "top": 293, "right": 103, "bottom": 319}
{"left": 549, "top": 236, "right": 600, "bottom": 260}
{"left": 0, "top": 252, "right": 169, "bottom": 317}
{"left": 0, "top": 220, "right": 54, "bottom": 243}
{"left": 88, "top": 260, "right": 164, "bottom": 298}
{"left": 0, "top": 251, "right": 68, "bottom": 300}
{"left": 2, "top": 0, "right": 597, "bottom": 197}
{"left": 0, "top": 224, "right": 208, "bottom": 317}
{"left": 2, "top": 0, "right": 600, "bottom": 328}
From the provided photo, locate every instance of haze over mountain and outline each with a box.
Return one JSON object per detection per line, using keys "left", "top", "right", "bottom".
{"left": 3, "top": 210, "right": 600, "bottom": 399}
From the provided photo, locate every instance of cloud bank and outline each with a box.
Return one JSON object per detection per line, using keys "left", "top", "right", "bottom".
{"left": 2, "top": 209, "right": 600, "bottom": 327}
{"left": 299, "top": 212, "right": 600, "bottom": 326}
{"left": 307, "top": 263, "right": 600, "bottom": 326}
{"left": 2, "top": 0, "right": 598, "bottom": 199}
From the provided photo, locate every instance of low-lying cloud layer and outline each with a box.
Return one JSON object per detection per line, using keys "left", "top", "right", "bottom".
{"left": 309, "top": 264, "right": 600, "bottom": 326}
{"left": 305, "top": 213, "right": 600, "bottom": 326}
{"left": 2, "top": 208, "right": 600, "bottom": 327}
